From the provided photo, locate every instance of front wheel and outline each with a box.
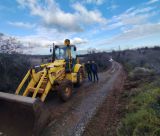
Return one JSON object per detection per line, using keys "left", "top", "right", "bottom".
{"left": 58, "top": 80, "right": 73, "bottom": 102}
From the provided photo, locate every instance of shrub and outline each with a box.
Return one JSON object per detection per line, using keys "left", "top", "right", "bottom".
{"left": 0, "top": 53, "right": 31, "bottom": 93}
{"left": 117, "top": 80, "right": 160, "bottom": 136}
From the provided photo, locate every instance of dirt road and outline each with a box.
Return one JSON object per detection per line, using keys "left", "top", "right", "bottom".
{"left": 0, "top": 61, "right": 125, "bottom": 136}
{"left": 41, "top": 61, "right": 125, "bottom": 136}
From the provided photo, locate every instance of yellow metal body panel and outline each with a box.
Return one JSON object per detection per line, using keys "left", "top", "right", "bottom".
{"left": 32, "top": 68, "right": 47, "bottom": 98}
{"left": 15, "top": 70, "right": 30, "bottom": 95}
{"left": 41, "top": 80, "right": 52, "bottom": 102}
{"left": 74, "top": 64, "right": 82, "bottom": 73}
{"left": 23, "top": 79, "right": 36, "bottom": 96}
{"left": 72, "top": 73, "right": 78, "bottom": 83}
{"left": 22, "top": 70, "right": 42, "bottom": 96}
{"left": 65, "top": 73, "right": 77, "bottom": 83}
{"left": 15, "top": 59, "right": 67, "bottom": 102}
{"left": 15, "top": 47, "right": 84, "bottom": 102}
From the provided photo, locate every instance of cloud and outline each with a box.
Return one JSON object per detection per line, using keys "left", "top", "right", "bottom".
{"left": 107, "top": 0, "right": 119, "bottom": 11}
{"left": 8, "top": 21, "right": 36, "bottom": 29}
{"left": 13, "top": 0, "right": 160, "bottom": 54}
{"left": 73, "top": 3, "right": 106, "bottom": 24}
{"left": 71, "top": 37, "right": 88, "bottom": 44}
{"left": 17, "top": 36, "right": 88, "bottom": 48}
{"left": 84, "top": 0, "right": 104, "bottom": 5}
{"left": 104, "top": 23, "right": 160, "bottom": 44}
{"left": 117, "top": 23, "right": 160, "bottom": 40}
{"left": 106, "top": 6, "right": 156, "bottom": 30}
{"left": 107, "top": 4, "right": 119, "bottom": 11}
{"left": 146, "top": 0, "right": 159, "bottom": 5}
{"left": 16, "top": 35, "right": 53, "bottom": 49}
{"left": 16, "top": 0, "right": 106, "bottom": 32}
{"left": 15, "top": 26, "right": 88, "bottom": 51}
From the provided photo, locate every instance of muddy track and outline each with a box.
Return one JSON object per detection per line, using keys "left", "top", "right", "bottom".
{"left": 41, "top": 62, "right": 125, "bottom": 136}
{"left": 0, "top": 62, "right": 125, "bottom": 136}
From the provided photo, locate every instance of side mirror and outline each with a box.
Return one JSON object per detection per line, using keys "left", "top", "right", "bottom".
{"left": 50, "top": 48, "right": 52, "bottom": 53}
{"left": 74, "top": 46, "right": 76, "bottom": 51}
{"left": 55, "top": 45, "right": 58, "bottom": 49}
{"left": 52, "top": 43, "right": 55, "bottom": 62}
{"left": 49, "top": 44, "right": 52, "bottom": 53}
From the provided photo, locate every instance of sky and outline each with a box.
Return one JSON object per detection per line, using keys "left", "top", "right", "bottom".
{"left": 0, "top": 0, "right": 160, "bottom": 54}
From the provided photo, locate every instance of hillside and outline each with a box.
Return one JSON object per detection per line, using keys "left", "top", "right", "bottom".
{"left": 112, "top": 46, "right": 160, "bottom": 73}
{"left": 1, "top": 46, "right": 160, "bottom": 136}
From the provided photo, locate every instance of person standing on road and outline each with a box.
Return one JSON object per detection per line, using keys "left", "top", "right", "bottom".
{"left": 91, "top": 61, "right": 99, "bottom": 82}
{"left": 85, "top": 61, "right": 92, "bottom": 81}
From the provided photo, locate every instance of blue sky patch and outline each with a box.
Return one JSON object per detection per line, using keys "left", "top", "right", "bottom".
{"left": 0, "top": 0, "right": 160, "bottom": 54}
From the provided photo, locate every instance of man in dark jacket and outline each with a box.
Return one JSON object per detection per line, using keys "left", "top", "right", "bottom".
{"left": 91, "top": 61, "right": 99, "bottom": 82}
{"left": 85, "top": 61, "right": 92, "bottom": 81}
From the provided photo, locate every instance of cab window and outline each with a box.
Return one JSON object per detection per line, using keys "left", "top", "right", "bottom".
{"left": 71, "top": 46, "right": 76, "bottom": 59}
{"left": 55, "top": 48, "right": 66, "bottom": 59}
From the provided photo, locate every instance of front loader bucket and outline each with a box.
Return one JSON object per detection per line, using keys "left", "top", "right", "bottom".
{"left": 0, "top": 92, "right": 50, "bottom": 136}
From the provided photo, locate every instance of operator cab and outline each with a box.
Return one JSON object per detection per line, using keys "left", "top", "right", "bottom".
{"left": 53, "top": 39, "right": 77, "bottom": 72}
{"left": 54, "top": 45, "right": 76, "bottom": 60}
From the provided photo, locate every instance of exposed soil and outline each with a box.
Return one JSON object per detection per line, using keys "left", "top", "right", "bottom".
{"left": 83, "top": 70, "right": 127, "bottom": 136}
{"left": 0, "top": 62, "right": 126, "bottom": 136}
{"left": 41, "top": 62, "right": 126, "bottom": 136}
{"left": 83, "top": 68, "right": 149, "bottom": 136}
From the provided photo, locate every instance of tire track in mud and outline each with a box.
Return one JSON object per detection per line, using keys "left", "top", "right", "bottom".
{"left": 41, "top": 62, "right": 125, "bottom": 136}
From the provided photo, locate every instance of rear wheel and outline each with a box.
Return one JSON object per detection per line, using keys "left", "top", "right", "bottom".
{"left": 58, "top": 80, "right": 73, "bottom": 102}
{"left": 75, "top": 67, "right": 84, "bottom": 87}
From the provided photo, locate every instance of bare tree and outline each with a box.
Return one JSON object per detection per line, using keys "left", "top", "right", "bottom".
{"left": 87, "top": 48, "right": 97, "bottom": 54}
{"left": 0, "top": 34, "right": 23, "bottom": 54}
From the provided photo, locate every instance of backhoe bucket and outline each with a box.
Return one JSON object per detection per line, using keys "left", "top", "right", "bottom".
{"left": 0, "top": 92, "right": 50, "bottom": 136}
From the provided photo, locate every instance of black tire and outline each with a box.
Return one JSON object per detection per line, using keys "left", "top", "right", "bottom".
{"left": 58, "top": 80, "right": 73, "bottom": 102}
{"left": 76, "top": 70, "right": 81, "bottom": 87}
{"left": 76, "top": 67, "right": 85, "bottom": 86}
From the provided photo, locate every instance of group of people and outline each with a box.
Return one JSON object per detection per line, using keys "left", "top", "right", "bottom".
{"left": 85, "top": 61, "right": 99, "bottom": 82}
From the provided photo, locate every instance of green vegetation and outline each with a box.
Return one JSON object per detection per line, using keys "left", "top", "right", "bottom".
{"left": 115, "top": 47, "right": 160, "bottom": 136}
{"left": 117, "top": 74, "right": 160, "bottom": 136}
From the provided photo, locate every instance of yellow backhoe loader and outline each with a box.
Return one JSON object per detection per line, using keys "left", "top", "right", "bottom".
{"left": 0, "top": 39, "right": 85, "bottom": 136}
